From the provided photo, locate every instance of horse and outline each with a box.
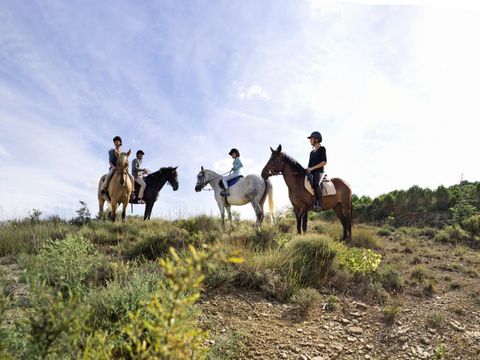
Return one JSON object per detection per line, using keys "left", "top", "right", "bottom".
{"left": 195, "top": 166, "right": 275, "bottom": 229}
{"left": 130, "top": 166, "right": 179, "bottom": 220}
{"left": 261, "top": 145, "right": 352, "bottom": 240}
{"left": 97, "top": 149, "right": 134, "bottom": 222}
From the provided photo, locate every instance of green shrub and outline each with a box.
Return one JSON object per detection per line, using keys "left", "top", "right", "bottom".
{"left": 249, "top": 225, "right": 278, "bottom": 249}
{"left": 21, "top": 235, "right": 100, "bottom": 296}
{"left": 123, "top": 227, "right": 196, "bottom": 260}
{"left": 383, "top": 299, "right": 402, "bottom": 325}
{"left": 293, "top": 288, "right": 321, "bottom": 317}
{"left": 176, "top": 215, "right": 221, "bottom": 235}
{"left": 463, "top": 214, "right": 480, "bottom": 237}
{"left": 334, "top": 245, "right": 382, "bottom": 275}
{"left": 0, "top": 219, "right": 71, "bottom": 256}
{"left": 325, "top": 295, "right": 337, "bottom": 311}
{"left": 207, "top": 329, "right": 247, "bottom": 360}
{"left": 435, "top": 225, "right": 469, "bottom": 244}
{"left": 285, "top": 235, "right": 337, "bottom": 288}
{"left": 380, "top": 265, "right": 404, "bottom": 291}
{"left": 411, "top": 264, "right": 429, "bottom": 282}
{"left": 377, "top": 226, "right": 394, "bottom": 237}
{"left": 351, "top": 228, "right": 381, "bottom": 249}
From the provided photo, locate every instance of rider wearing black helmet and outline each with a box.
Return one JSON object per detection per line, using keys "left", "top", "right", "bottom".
{"left": 101, "top": 136, "right": 123, "bottom": 195}
{"left": 306, "top": 131, "right": 327, "bottom": 211}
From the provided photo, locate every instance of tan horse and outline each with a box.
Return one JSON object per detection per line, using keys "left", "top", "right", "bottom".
{"left": 261, "top": 145, "right": 352, "bottom": 240}
{"left": 97, "top": 149, "right": 134, "bottom": 222}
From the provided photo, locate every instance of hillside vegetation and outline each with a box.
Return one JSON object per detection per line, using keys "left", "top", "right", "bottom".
{"left": 1, "top": 205, "right": 479, "bottom": 359}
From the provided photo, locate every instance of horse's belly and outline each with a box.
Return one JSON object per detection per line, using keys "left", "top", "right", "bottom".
{"left": 227, "top": 196, "right": 249, "bottom": 206}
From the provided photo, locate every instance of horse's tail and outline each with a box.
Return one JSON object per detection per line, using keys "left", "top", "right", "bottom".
{"left": 263, "top": 179, "right": 275, "bottom": 222}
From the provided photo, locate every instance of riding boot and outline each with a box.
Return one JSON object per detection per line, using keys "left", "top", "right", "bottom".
{"left": 313, "top": 194, "right": 323, "bottom": 211}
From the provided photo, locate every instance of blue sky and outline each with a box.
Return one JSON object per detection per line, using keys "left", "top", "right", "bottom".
{"left": 1, "top": 0, "right": 480, "bottom": 220}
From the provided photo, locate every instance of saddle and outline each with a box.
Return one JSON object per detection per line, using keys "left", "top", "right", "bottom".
{"left": 304, "top": 174, "right": 336, "bottom": 196}
{"left": 219, "top": 175, "right": 243, "bottom": 190}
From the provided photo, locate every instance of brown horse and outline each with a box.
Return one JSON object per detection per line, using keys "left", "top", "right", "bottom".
{"left": 97, "top": 149, "right": 134, "bottom": 222}
{"left": 261, "top": 145, "right": 352, "bottom": 240}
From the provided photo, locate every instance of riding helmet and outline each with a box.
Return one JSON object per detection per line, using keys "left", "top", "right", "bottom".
{"left": 113, "top": 136, "right": 123, "bottom": 144}
{"left": 136, "top": 150, "right": 145, "bottom": 156}
{"left": 229, "top": 148, "right": 240, "bottom": 156}
{"left": 307, "top": 131, "right": 322, "bottom": 142}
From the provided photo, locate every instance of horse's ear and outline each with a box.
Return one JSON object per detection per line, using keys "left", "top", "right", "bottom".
{"left": 174, "top": 166, "right": 178, "bottom": 170}
{"left": 270, "top": 147, "right": 274, "bottom": 153}
{"left": 126, "top": 149, "right": 131, "bottom": 157}
{"left": 277, "top": 144, "right": 282, "bottom": 152}
{"left": 201, "top": 166, "right": 204, "bottom": 171}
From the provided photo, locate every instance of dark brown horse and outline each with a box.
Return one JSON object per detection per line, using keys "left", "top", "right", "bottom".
{"left": 261, "top": 145, "right": 352, "bottom": 240}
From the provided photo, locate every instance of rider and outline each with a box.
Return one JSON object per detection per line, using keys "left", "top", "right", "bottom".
{"left": 101, "top": 136, "right": 123, "bottom": 196}
{"left": 221, "top": 148, "right": 243, "bottom": 196}
{"left": 132, "top": 150, "right": 147, "bottom": 203}
{"left": 306, "top": 131, "right": 327, "bottom": 211}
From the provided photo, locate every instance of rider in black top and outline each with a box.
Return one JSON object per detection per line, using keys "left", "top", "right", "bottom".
{"left": 306, "top": 131, "right": 327, "bottom": 211}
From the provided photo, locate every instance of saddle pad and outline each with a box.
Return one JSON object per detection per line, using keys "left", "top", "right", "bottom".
{"left": 219, "top": 175, "right": 244, "bottom": 189}
{"left": 304, "top": 176, "right": 336, "bottom": 196}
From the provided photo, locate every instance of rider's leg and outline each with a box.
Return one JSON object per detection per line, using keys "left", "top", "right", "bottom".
{"left": 312, "top": 171, "right": 323, "bottom": 210}
{"left": 136, "top": 177, "right": 146, "bottom": 199}
{"left": 102, "top": 167, "right": 115, "bottom": 193}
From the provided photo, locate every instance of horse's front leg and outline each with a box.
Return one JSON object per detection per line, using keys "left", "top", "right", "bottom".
{"left": 217, "top": 202, "right": 226, "bottom": 230}
{"left": 226, "top": 205, "right": 233, "bottom": 225}
{"left": 302, "top": 211, "right": 308, "bottom": 233}
{"left": 293, "top": 207, "right": 301, "bottom": 234}
{"left": 110, "top": 202, "right": 118, "bottom": 222}
{"left": 145, "top": 202, "right": 154, "bottom": 220}
{"left": 122, "top": 201, "right": 127, "bottom": 223}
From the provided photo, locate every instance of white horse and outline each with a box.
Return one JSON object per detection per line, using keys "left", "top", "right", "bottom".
{"left": 195, "top": 166, "right": 275, "bottom": 228}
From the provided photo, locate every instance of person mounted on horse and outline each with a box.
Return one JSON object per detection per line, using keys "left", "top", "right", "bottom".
{"left": 306, "top": 131, "right": 327, "bottom": 211}
{"left": 220, "top": 148, "right": 243, "bottom": 197}
{"left": 131, "top": 150, "right": 149, "bottom": 204}
{"left": 101, "top": 136, "right": 134, "bottom": 198}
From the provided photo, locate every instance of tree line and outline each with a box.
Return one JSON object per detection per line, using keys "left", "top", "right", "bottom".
{"left": 352, "top": 181, "right": 480, "bottom": 227}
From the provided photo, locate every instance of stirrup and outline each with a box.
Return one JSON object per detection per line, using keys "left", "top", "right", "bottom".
{"left": 220, "top": 190, "right": 229, "bottom": 197}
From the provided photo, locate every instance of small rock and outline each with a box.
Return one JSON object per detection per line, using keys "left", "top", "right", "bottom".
{"left": 353, "top": 301, "right": 368, "bottom": 310}
{"left": 297, "top": 328, "right": 303, "bottom": 333}
{"left": 365, "top": 344, "right": 374, "bottom": 350}
{"left": 312, "top": 357, "right": 325, "bottom": 360}
{"left": 341, "top": 318, "right": 350, "bottom": 324}
{"left": 221, "top": 328, "right": 227, "bottom": 333}
{"left": 449, "top": 320, "right": 465, "bottom": 332}
{"left": 300, "top": 355, "right": 308, "bottom": 360}
{"left": 364, "top": 355, "right": 371, "bottom": 360}
{"left": 261, "top": 313, "right": 268, "bottom": 317}
{"left": 420, "top": 336, "right": 431, "bottom": 345}
{"left": 348, "top": 326, "right": 364, "bottom": 335}
{"left": 347, "top": 336, "right": 356, "bottom": 342}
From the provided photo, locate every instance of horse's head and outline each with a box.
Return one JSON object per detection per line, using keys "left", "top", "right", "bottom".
{"left": 261, "top": 144, "right": 284, "bottom": 179}
{"left": 195, "top": 166, "right": 208, "bottom": 192}
{"left": 165, "top": 166, "right": 179, "bottom": 191}
{"left": 115, "top": 149, "right": 131, "bottom": 185}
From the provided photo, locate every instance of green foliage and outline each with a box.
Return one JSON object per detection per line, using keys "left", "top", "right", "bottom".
{"left": 207, "top": 329, "right": 247, "bottom": 360}
{"left": 0, "top": 294, "right": 12, "bottom": 360}
{"left": 410, "top": 264, "right": 429, "bottom": 282}
{"left": 0, "top": 219, "right": 71, "bottom": 256}
{"left": 29, "top": 208, "right": 42, "bottom": 222}
{"left": 18, "top": 282, "right": 90, "bottom": 359}
{"left": 124, "top": 246, "right": 226, "bottom": 360}
{"left": 293, "top": 288, "right": 322, "bottom": 317}
{"left": 285, "top": 235, "right": 337, "bottom": 288}
{"left": 463, "top": 214, "right": 480, "bottom": 237}
{"left": 351, "top": 227, "right": 381, "bottom": 249}
{"left": 435, "top": 225, "right": 469, "bottom": 245}
{"left": 325, "top": 295, "right": 337, "bottom": 311}
{"left": 22, "top": 235, "right": 100, "bottom": 296}
{"left": 383, "top": 299, "right": 402, "bottom": 325}
{"left": 72, "top": 201, "right": 92, "bottom": 226}
{"left": 379, "top": 265, "right": 404, "bottom": 292}
{"left": 123, "top": 227, "right": 197, "bottom": 260}
{"left": 434, "top": 344, "right": 446, "bottom": 359}
{"left": 334, "top": 245, "right": 382, "bottom": 275}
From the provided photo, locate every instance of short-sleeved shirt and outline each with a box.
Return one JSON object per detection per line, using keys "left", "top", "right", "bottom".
{"left": 308, "top": 146, "right": 327, "bottom": 173}
{"left": 108, "top": 149, "right": 117, "bottom": 168}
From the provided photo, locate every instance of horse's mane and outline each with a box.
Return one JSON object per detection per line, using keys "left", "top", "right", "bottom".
{"left": 145, "top": 167, "right": 176, "bottom": 185}
{"left": 280, "top": 152, "right": 306, "bottom": 175}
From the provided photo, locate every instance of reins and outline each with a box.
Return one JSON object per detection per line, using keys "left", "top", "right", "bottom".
{"left": 198, "top": 170, "right": 230, "bottom": 191}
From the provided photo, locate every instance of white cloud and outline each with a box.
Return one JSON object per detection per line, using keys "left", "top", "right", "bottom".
{"left": 238, "top": 84, "right": 269, "bottom": 100}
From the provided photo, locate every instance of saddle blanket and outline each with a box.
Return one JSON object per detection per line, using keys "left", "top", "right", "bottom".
{"left": 304, "top": 175, "right": 336, "bottom": 196}
{"left": 219, "top": 175, "right": 243, "bottom": 189}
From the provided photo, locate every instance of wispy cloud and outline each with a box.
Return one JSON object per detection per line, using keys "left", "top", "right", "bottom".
{"left": 1, "top": 0, "right": 479, "bottom": 220}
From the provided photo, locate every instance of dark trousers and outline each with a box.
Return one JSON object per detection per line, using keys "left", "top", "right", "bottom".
{"left": 312, "top": 171, "right": 323, "bottom": 206}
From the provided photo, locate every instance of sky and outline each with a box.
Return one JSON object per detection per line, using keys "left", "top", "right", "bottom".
{"left": 1, "top": 0, "right": 479, "bottom": 221}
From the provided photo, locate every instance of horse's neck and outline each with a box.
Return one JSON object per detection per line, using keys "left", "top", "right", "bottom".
{"left": 150, "top": 172, "right": 167, "bottom": 191}
{"left": 206, "top": 170, "right": 222, "bottom": 190}
{"left": 282, "top": 163, "right": 304, "bottom": 190}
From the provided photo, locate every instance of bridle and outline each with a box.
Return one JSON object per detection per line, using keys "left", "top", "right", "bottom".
{"left": 197, "top": 170, "right": 229, "bottom": 191}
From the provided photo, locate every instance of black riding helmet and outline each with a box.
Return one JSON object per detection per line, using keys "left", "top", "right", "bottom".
{"left": 113, "top": 136, "right": 122, "bottom": 145}
{"left": 136, "top": 150, "right": 145, "bottom": 156}
{"left": 307, "top": 131, "right": 322, "bottom": 142}
{"left": 229, "top": 148, "right": 240, "bottom": 157}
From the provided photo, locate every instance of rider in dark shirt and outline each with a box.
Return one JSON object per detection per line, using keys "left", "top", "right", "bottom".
{"left": 306, "top": 131, "right": 327, "bottom": 211}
